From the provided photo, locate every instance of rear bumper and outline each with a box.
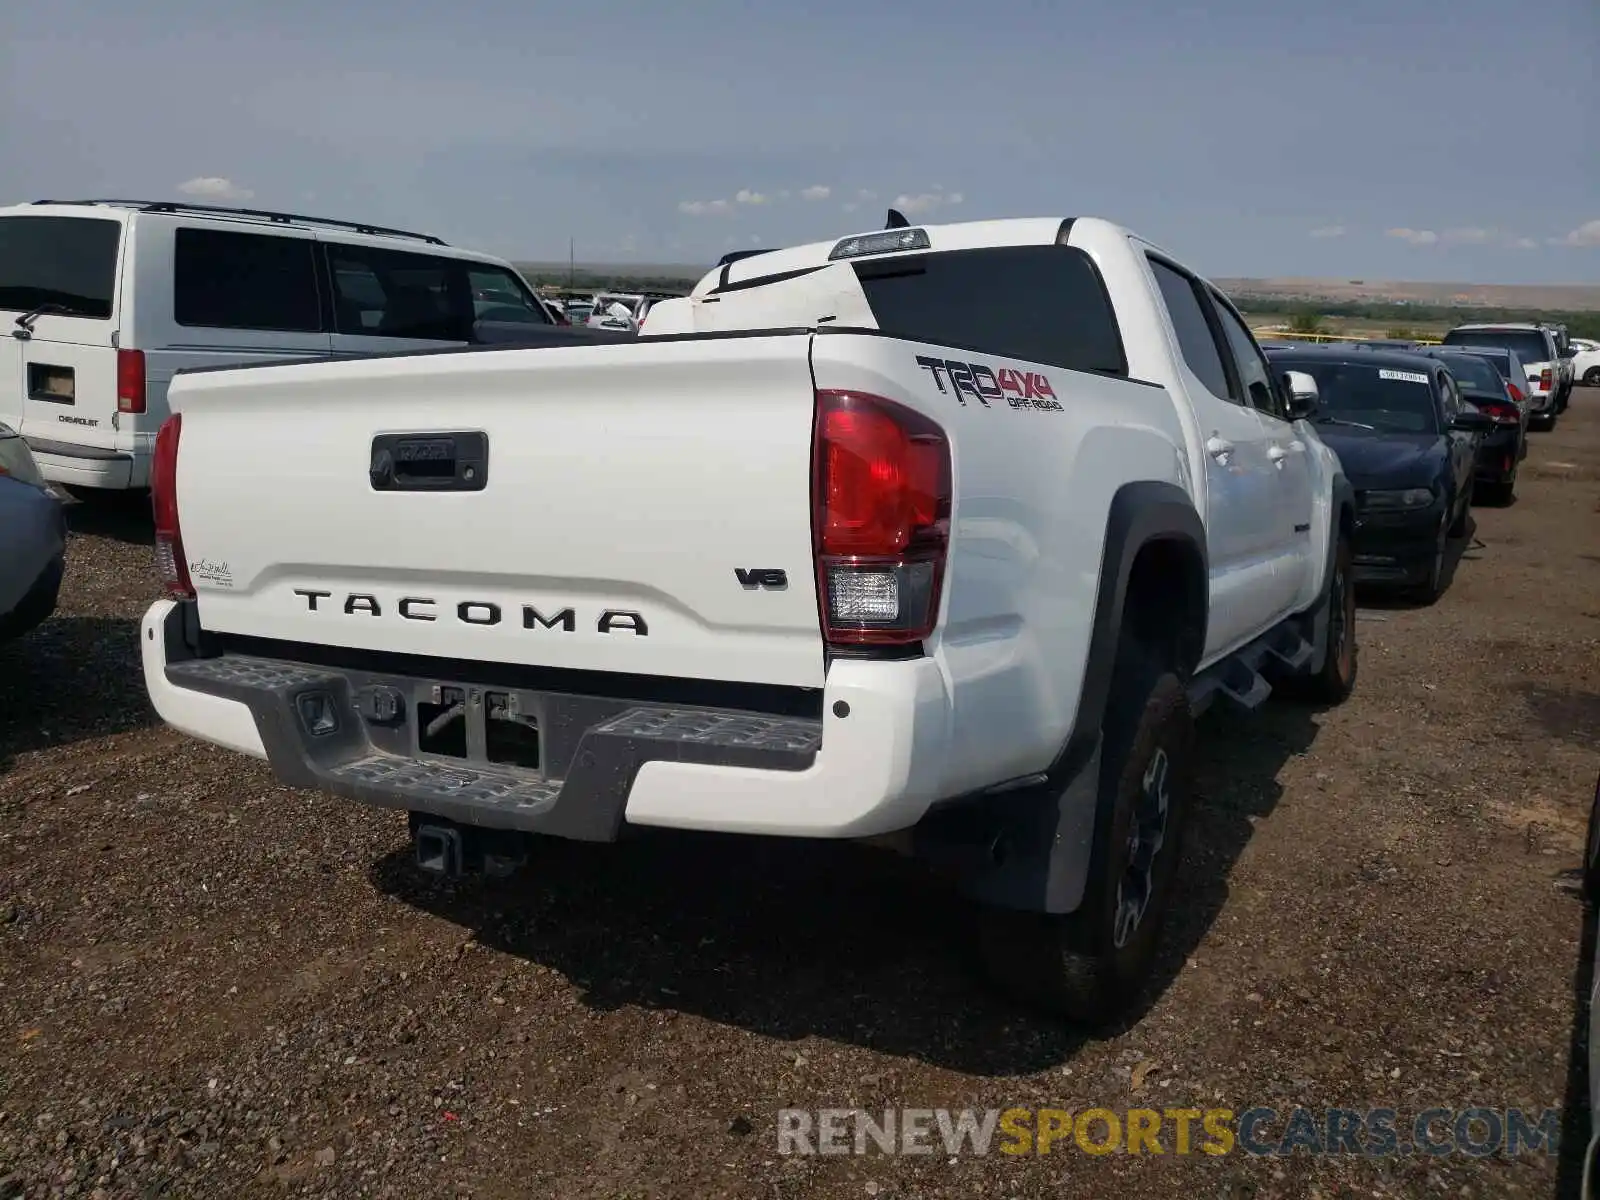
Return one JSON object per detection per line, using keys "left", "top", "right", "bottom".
{"left": 27, "top": 438, "right": 148, "bottom": 490}
{"left": 141, "top": 600, "right": 952, "bottom": 840}
{"left": 1475, "top": 429, "right": 1522, "bottom": 481}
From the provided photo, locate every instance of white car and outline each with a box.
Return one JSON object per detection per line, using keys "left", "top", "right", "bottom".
{"left": 0, "top": 199, "right": 560, "bottom": 500}
{"left": 1571, "top": 337, "right": 1600, "bottom": 389}
{"left": 139, "top": 214, "right": 1359, "bottom": 1021}
{"left": 584, "top": 291, "right": 682, "bottom": 332}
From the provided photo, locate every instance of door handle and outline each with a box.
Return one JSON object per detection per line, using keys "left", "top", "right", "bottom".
{"left": 1206, "top": 436, "right": 1234, "bottom": 462}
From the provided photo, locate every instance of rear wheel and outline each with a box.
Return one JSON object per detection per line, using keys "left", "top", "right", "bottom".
{"left": 1583, "top": 367, "right": 1600, "bottom": 388}
{"left": 974, "top": 634, "right": 1194, "bottom": 1024}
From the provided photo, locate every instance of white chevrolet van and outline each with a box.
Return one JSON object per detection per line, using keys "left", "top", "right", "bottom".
{"left": 0, "top": 199, "right": 557, "bottom": 497}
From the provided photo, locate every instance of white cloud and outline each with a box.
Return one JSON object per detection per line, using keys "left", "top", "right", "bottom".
{"left": 734, "top": 188, "right": 768, "bottom": 206}
{"left": 678, "top": 198, "right": 731, "bottom": 216}
{"left": 774, "top": 189, "right": 791, "bottom": 201}
{"left": 841, "top": 202, "right": 859, "bottom": 213}
{"left": 1309, "top": 225, "right": 1346, "bottom": 239}
{"left": 1439, "top": 227, "right": 1490, "bottom": 245}
{"left": 176, "top": 176, "right": 254, "bottom": 202}
{"left": 1386, "top": 227, "right": 1439, "bottom": 246}
{"left": 893, "top": 189, "right": 964, "bottom": 217}
{"left": 749, "top": 234, "right": 763, "bottom": 245}
{"left": 800, "top": 184, "right": 831, "bottom": 201}
{"left": 857, "top": 189, "right": 877, "bottom": 201}
{"left": 1563, "top": 219, "right": 1600, "bottom": 247}
{"left": 1508, "top": 236, "right": 1539, "bottom": 250}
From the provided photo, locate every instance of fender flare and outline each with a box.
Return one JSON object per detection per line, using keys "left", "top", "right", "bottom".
{"left": 931, "top": 479, "right": 1208, "bottom": 915}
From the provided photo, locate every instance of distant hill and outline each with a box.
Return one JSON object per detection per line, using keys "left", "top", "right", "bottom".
{"left": 514, "top": 260, "right": 705, "bottom": 291}
{"left": 511, "top": 260, "right": 1600, "bottom": 314}
{"left": 1214, "top": 277, "right": 1600, "bottom": 312}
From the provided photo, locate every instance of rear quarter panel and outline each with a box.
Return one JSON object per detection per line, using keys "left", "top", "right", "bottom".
{"left": 810, "top": 331, "right": 1189, "bottom": 798}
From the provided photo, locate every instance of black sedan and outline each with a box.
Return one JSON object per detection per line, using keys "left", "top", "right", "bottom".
{"left": 1267, "top": 348, "right": 1490, "bottom": 603}
{"left": 0, "top": 424, "right": 66, "bottom": 643}
{"left": 1412, "top": 347, "right": 1527, "bottom": 504}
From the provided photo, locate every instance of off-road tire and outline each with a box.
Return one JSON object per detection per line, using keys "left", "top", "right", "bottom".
{"left": 1279, "top": 531, "right": 1357, "bottom": 705}
{"left": 974, "top": 635, "right": 1194, "bottom": 1025}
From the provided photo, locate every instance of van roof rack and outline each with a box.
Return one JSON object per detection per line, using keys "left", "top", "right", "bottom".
{"left": 29, "top": 199, "right": 447, "bottom": 246}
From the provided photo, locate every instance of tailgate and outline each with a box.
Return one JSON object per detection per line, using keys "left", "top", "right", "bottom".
{"left": 171, "top": 334, "right": 827, "bottom": 688}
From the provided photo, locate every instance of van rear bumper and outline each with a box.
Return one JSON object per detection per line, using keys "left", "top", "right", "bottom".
{"left": 27, "top": 438, "right": 148, "bottom": 489}
{"left": 141, "top": 600, "right": 953, "bottom": 840}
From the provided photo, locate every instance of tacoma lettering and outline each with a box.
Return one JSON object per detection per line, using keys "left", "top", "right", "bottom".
{"left": 294, "top": 590, "right": 645, "bottom": 635}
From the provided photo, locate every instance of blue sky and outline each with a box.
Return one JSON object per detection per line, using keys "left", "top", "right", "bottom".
{"left": 3, "top": 0, "right": 1596, "bottom": 283}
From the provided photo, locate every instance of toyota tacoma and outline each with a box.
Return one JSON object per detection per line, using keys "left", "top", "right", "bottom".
{"left": 140, "top": 213, "right": 1358, "bottom": 1021}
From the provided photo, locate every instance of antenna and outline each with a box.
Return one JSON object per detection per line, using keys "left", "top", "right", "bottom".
{"left": 884, "top": 208, "right": 910, "bottom": 230}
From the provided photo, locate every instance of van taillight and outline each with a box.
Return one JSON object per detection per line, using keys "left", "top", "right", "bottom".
{"left": 117, "top": 349, "right": 147, "bottom": 414}
{"left": 151, "top": 414, "right": 193, "bottom": 599}
{"left": 811, "top": 389, "right": 951, "bottom": 647}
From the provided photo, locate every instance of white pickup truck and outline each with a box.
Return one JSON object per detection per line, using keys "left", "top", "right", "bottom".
{"left": 140, "top": 214, "right": 1358, "bottom": 1021}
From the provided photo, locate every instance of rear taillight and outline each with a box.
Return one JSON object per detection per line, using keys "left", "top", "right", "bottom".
{"left": 1507, "top": 382, "right": 1524, "bottom": 403}
{"left": 151, "top": 414, "right": 193, "bottom": 599}
{"left": 1539, "top": 368, "right": 1553, "bottom": 392}
{"left": 812, "top": 390, "right": 951, "bottom": 647}
{"left": 117, "top": 348, "right": 147, "bottom": 414}
{"left": 1478, "top": 402, "right": 1520, "bottom": 424}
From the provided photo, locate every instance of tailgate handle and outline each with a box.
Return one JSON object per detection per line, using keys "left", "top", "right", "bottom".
{"left": 369, "top": 432, "right": 488, "bottom": 492}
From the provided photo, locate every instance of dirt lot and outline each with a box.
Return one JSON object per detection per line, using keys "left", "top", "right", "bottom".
{"left": 2, "top": 395, "right": 1598, "bottom": 1200}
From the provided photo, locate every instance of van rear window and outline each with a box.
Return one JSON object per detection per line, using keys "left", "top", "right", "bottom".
{"left": 0, "top": 216, "right": 121, "bottom": 319}
{"left": 853, "top": 244, "right": 1128, "bottom": 377}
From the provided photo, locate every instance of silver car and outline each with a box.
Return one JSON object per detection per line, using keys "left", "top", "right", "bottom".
{"left": 0, "top": 422, "right": 66, "bottom": 643}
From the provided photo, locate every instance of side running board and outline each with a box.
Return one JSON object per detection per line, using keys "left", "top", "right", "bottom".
{"left": 1187, "top": 622, "right": 1315, "bottom": 717}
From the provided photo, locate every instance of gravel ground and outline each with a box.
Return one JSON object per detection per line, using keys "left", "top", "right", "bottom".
{"left": 2, "top": 392, "right": 1598, "bottom": 1200}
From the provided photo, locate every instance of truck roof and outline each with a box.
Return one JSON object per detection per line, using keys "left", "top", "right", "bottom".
{"left": 695, "top": 215, "right": 1141, "bottom": 297}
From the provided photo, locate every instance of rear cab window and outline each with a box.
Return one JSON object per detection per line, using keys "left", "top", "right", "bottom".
{"left": 851, "top": 244, "right": 1127, "bottom": 377}
{"left": 0, "top": 216, "right": 122, "bottom": 319}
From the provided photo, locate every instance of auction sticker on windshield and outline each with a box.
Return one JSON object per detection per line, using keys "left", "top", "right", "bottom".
{"left": 1378, "top": 369, "right": 1431, "bottom": 384}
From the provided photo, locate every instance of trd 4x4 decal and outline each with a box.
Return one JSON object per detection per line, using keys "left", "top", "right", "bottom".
{"left": 914, "top": 355, "right": 1063, "bottom": 411}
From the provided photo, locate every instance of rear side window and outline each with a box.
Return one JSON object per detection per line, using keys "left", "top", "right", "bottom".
{"left": 1149, "top": 258, "right": 1231, "bottom": 400}
{"left": 853, "top": 245, "right": 1127, "bottom": 375}
{"left": 0, "top": 216, "right": 121, "bottom": 319}
{"left": 327, "top": 245, "right": 472, "bottom": 341}
{"left": 174, "top": 229, "right": 322, "bottom": 332}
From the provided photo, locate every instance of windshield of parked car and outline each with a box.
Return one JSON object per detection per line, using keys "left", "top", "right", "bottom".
{"left": 1434, "top": 352, "right": 1504, "bottom": 395}
{"left": 1443, "top": 329, "right": 1551, "bottom": 366}
{"left": 0, "top": 216, "right": 122, "bottom": 318}
{"left": 1274, "top": 358, "right": 1441, "bottom": 434}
